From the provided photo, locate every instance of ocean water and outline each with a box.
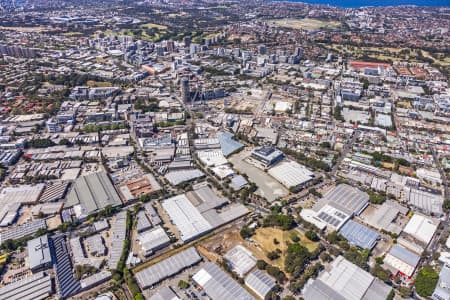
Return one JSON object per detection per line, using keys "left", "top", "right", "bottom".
{"left": 272, "top": 0, "right": 449, "bottom": 7}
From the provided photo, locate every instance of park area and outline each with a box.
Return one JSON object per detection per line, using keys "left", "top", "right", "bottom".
{"left": 267, "top": 18, "right": 341, "bottom": 31}
{"left": 197, "top": 225, "right": 320, "bottom": 275}
{"left": 251, "top": 227, "right": 319, "bottom": 272}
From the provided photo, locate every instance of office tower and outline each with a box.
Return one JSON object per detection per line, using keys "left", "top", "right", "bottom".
{"left": 184, "top": 36, "right": 191, "bottom": 48}
{"left": 258, "top": 44, "right": 266, "bottom": 55}
{"left": 181, "top": 77, "right": 190, "bottom": 102}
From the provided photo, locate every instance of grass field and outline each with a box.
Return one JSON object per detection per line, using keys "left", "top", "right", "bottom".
{"left": 0, "top": 26, "right": 50, "bottom": 33}
{"left": 141, "top": 23, "right": 167, "bottom": 30}
{"left": 267, "top": 18, "right": 341, "bottom": 31}
{"left": 328, "top": 44, "right": 450, "bottom": 67}
{"left": 252, "top": 227, "right": 319, "bottom": 272}
{"left": 63, "top": 32, "right": 83, "bottom": 37}
{"left": 104, "top": 26, "right": 169, "bottom": 42}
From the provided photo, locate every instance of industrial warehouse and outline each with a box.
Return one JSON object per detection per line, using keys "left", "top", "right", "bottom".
{"left": 161, "top": 183, "right": 249, "bottom": 242}
{"left": 65, "top": 171, "right": 122, "bottom": 218}
{"left": 303, "top": 256, "right": 391, "bottom": 300}
{"left": 135, "top": 247, "right": 202, "bottom": 289}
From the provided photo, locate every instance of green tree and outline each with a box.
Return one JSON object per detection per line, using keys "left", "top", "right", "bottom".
{"left": 284, "top": 243, "right": 312, "bottom": 277}
{"left": 240, "top": 225, "right": 254, "bottom": 239}
{"left": 371, "top": 264, "right": 391, "bottom": 283}
{"left": 256, "top": 259, "right": 267, "bottom": 270}
{"left": 178, "top": 280, "right": 189, "bottom": 289}
{"left": 305, "top": 230, "right": 319, "bottom": 241}
{"left": 267, "top": 251, "right": 280, "bottom": 260}
{"left": 443, "top": 200, "right": 450, "bottom": 211}
{"left": 386, "top": 289, "right": 395, "bottom": 300}
{"left": 414, "top": 265, "right": 439, "bottom": 297}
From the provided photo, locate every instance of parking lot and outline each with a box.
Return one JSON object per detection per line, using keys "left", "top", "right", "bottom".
{"left": 229, "top": 149, "right": 288, "bottom": 202}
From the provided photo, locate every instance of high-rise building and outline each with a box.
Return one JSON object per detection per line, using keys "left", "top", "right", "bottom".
{"left": 294, "top": 47, "right": 303, "bottom": 58}
{"left": 184, "top": 36, "right": 191, "bottom": 48}
{"left": 258, "top": 44, "right": 266, "bottom": 55}
{"left": 167, "top": 40, "right": 175, "bottom": 52}
{"left": 190, "top": 43, "right": 199, "bottom": 54}
{"left": 0, "top": 44, "right": 36, "bottom": 58}
{"left": 180, "top": 77, "right": 190, "bottom": 102}
{"left": 156, "top": 46, "right": 165, "bottom": 56}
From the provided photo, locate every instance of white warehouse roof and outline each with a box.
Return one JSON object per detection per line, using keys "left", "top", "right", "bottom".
{"left": 245, "top": 269, "right": 276, "bottom": 299}
{"left": 197, "top": 150, "right": 228, "bottom": 167}
{"left": 193, "top": 262, "right": 255, "bottom": 300}
{"left": 303, "top": 256, "right": 391, "bottom": 300}
{"left": 403, "top": 214, "right": 439, "bottom": 245}
{"left": 268, "top": 160, "right": 314, "bottom": 188}
{"left": 224, "top": 245, "right": 256, "bottom": 277}
{"left": 162, "top": 194, "right": 213, "bottom": 242}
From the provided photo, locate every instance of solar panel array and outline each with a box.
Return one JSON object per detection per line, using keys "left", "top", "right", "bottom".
{"left": 317, "top": 211, "right": 343, "bottom": 228}
{"left": 339, "top": 220, "right": 379, "bottom": 249}
{"left": 135, "top": 247, "right": 202, "bottom": 289}
{"left": 53, "top": 236, "right": 81, "bottom": 298}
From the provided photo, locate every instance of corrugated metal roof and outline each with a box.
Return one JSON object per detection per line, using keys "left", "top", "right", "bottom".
{"left": 193, "top": 262, "right": 255, "bottom": 300}
{"left": 245, "top": 269, "right": 276, "bottom": 299}
{"left": 149, "top": 287, "right": 180, "bottom": 300}
{"left": 323, "top": 184, "right": 369, "bottom": 215}
{"left": 65, "top": 171, "right": 121, "bottom": 215}
{"left": 165, "top": 169, "right": 204, "bottom": 186}
{"left": 218, "top": 132, "right": 244, "bottom": 157}
{"left": 403, "top": 214, "right": 439, "bottom": 245}
{"left": 224, "top": 245, "right": 256, "bottom": 277}
{"left": 109, "top": 211, "right": 127, "bottom": 269}
{"left": 135, "top": 247, "right": 201, "bottom": 289}
{"left": 389, "top": 244, "right": 420, "bottom": 267}
{"left": 320, "top": 256, "right": 373, "bottom": 300}
{"left": 268, "top": 160, "right": 314, "bottom": 188}
{"left": 303, "top": 278, "right": 346, "bottom": 300}
{"left": 339, "top": 220, "right": 379, "bottom": 249}
{"left": 0, "top": 271, "right": 53, "bottom": 300}
{"left": 161, "top": 194, "right": 212, "bottom": 242}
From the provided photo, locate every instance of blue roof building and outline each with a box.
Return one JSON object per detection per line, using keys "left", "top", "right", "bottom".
{"left": 218, "top": 132, "right": 244, "bottom": 157}
{"left": 339, "top": 220, "right": 380, "bottom": 249}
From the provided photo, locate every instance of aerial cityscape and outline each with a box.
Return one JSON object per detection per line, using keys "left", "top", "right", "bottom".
{"left": 0, "top": 0, "right": 448, "bottom": 299}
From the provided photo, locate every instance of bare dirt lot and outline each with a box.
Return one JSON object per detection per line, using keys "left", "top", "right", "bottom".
{"left": 198, "top": 226, "right": 319, "bottom": 274}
